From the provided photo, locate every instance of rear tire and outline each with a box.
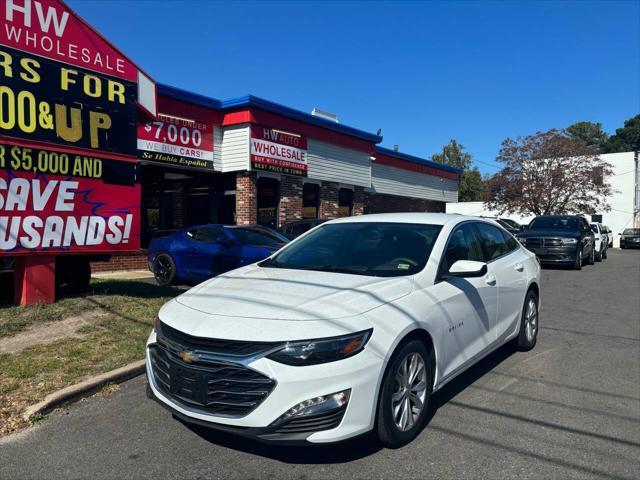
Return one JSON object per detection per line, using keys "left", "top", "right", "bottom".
{"left": 587, "top": 246, "right": 595, "bottom": 265}
{"left": 376, "top": 340, "right": 433, "bottom": 448}
{"left": 153, "top": 253, "right": 176, "bottom": 286}
{"left": 602, "top": 247, "right": 607, "bottom": 260}
{"left": 517, "top": 290, "right": 539, "bottom": 351}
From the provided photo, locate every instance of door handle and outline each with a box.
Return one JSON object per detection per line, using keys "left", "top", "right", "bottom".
{"left": 485, "top": 275, "right": 497, "bottom": 286}
{"left": 515, "top": 263, "right": 524, "bottom": 272}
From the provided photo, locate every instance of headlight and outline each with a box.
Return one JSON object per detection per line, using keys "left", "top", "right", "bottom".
{"left": 267, "top": 329, "right": 372, "bottom": 366}
{"left": 560, "top": 238, "right": 578, "bottom": 245}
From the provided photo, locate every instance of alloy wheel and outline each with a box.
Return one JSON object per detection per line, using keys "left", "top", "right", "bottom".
{"left": 525, "top": 297, "right": 538, "bottom": 342}
{"left": 155, "top": 256, "right": 173, "bottom": 281}
{"left": 391, "top": 352, "right": 427, "bottom": 431}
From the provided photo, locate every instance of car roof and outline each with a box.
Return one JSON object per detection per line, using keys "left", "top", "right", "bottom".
{"left": 324, "top": 212, "right": 493, "bottom": 227}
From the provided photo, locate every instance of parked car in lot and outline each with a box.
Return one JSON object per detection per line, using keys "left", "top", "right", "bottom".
{"left": 516, "top": 215, "right": 595, "bottom": 269}
{"left": 279, "top": 218, "right": 327, "bottom": 240}
{"left": 620, "top": 228, "right": 640, "bottom": 249}
{"left": 603, "top": 225, "right": 614, "bottom": 248}
{"left": 146, "top": 213, "right": 541, "bottom": 447}
{"left": 148, "top": 224, "right": 289, "bottom": 285}
{"left": 589, "top": 222, "right": 608, "bottom": 261}
{"left": 480, "top": 216, "right": 522, "bottom": 235}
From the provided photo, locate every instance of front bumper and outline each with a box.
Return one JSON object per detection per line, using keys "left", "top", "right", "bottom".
{"left": 145, "top": 330, "right": 383, "bottom": 444}
{"left": 524, "top": 245, "right": 578, "bottom": 264}
{"left": 621, "top": 239, "right": 640, "bottom": 248}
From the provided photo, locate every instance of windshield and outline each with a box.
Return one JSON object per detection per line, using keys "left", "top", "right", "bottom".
{"left": 229, "top": 227, "right": 288, "bottom": 246}
{"left": 622, "top": 228, "right": 640, "bottom": 235}
{"left": 529, "top": 217, "right": 579, "bottom": 231}
{"left": 260, "top": 222, "right": 442, "bottom": 277}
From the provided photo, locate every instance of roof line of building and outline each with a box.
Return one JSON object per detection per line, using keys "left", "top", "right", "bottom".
{"left": 375, "top": 146, "right": 463, "bottom": 174}
{"left": 157, "top": 84, "right": 381, "bottom": 144}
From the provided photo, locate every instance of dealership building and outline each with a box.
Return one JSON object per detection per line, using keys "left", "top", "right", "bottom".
{"left": 0, "top": 0, "right": 460, "bottom": 296}
{"left": 97, "top": 84, "right": 461, "bottom": 270}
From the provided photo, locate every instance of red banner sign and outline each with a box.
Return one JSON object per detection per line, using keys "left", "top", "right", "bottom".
{"left": 137, "top": 114, "right": 214, "bottom": 170}
{"left": 250, "top": 125, "right": 307, "bottom": 176}
{"left": 1, "top": 143, "right": 140, "bottom": 255}
{"left": 1, "top": 0, "right": 137, "bottom": 81}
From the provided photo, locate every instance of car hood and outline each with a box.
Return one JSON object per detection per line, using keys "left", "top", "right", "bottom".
{"left": 517, "top": 230, "right": 580, "bottom": 238}
{"left": 174, "top": 264, "right": 414, "bottom": 321}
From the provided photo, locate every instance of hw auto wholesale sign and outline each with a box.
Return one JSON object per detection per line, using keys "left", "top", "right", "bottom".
{"left": 0, "top": 0, "right": 152, "bottom": 256}
{"left": 137, "top": 114, "right": 214, "bottom": 171}
{"left": 250, "top": 125, "right": 307, "bottom": 176}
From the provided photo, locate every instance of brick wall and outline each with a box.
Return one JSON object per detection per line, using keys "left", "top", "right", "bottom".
{"left": 236, "top": 171, "right": 257, "bottom": 225}
{"left": 278, "top": 176, "right": 303, "bottom": 226}
{"left": 320, "top": 181, "right": 340, "bottom": 219}
{"left": 353, "top": 186, "right": 365, "bottom": 216}
{"left": 91, "top": 253, "right": 148, "bottom": 272}
{"left": 364, "top": 192, "right": 445, "bottom": 214}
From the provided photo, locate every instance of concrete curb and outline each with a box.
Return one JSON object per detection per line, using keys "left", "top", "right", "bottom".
{"left": 22, "top": 359, "right": 146, "bottom": 422}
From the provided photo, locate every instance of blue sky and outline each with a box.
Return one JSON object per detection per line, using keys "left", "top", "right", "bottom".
{"left": 69, "top": 0, "right": 639, "bottom": 174}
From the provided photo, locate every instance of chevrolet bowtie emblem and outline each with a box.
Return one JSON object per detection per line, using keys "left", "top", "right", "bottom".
{"left": 179, "top": 351, "right": 199, "bottom": 363}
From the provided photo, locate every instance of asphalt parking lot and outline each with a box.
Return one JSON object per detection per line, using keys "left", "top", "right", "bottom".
{"left": 1, "top": 250, "right": 639, "bottom": 480}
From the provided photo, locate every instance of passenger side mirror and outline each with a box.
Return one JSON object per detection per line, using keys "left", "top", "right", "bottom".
{"left": 445, "top": 260, "right": 488, "bottom": 278}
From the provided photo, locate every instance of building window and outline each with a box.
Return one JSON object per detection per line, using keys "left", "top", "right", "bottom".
{"left": 257, "top": 177, "right": 280, "bottom": 228}
{"left": 303, "top": 183, "right": 320, "bottom": 218}
{"left": 338, "top": 188, "right": 354, "bottom": 216}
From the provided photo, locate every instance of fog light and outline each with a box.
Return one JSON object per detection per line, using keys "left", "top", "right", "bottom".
{"left": 281, "top": 390, "right": 350, "bottom": 420}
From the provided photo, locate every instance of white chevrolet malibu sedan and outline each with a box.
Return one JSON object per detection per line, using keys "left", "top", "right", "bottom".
{"left": 146, "top": 213, "right": 541, "bottom": 447}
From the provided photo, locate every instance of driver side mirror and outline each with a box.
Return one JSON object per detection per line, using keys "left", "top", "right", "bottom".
{"left": 444, "top": 260, "right": 488, "bottom": 279}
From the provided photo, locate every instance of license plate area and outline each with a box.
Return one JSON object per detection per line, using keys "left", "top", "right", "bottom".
{"left": 170, "top": 363, "right": 208, "bottom": 405}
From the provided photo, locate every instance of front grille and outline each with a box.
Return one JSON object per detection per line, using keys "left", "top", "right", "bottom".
{"left": 149, "top": 345, "right": 276, "bottom": 417}
{"left": 525, "top": 237, "right": 562, "bottom": 247}
{"left": 157, "top": 321, "right": 281, "bottom": 357}
{"left": 272, "top": 407, "right": 346, "bottom": 434}
{"left": 525, "top": 238, "right": 543, "bottom": 247}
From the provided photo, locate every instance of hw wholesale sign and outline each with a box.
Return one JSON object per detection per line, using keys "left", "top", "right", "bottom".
{"left": 0, "top": 46, "right": 137, "bottom": 156}
{"left": 0, "top": 0, "right": 156, "bottom": 115}
{"left": 0, "top": 142, "right": 140, "bottom": 254}
{"left": 137, "top": 114, "right": 214, "bottom": 171}
{"left": 1, "top": 0, "right": 137, "bottom": 80}
{"left": 250, "top": 125, "right": 307, "bottom": 176}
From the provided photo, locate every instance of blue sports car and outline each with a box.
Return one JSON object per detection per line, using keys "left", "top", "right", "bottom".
{"left": 147, "top": 224, "right": 289, "bottom": 285}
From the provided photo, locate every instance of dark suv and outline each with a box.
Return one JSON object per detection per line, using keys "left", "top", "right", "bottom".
{"left": 516, "top": 215, "right": 595, "bottom": 269}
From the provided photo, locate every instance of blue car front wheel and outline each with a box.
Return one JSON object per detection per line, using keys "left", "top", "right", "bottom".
{"left": 154, "top": 253, "right": 176, "bottom": 286}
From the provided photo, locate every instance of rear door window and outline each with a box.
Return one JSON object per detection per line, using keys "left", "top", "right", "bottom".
{"left": 475, "top": 223, "right": 510, "bottom": 261}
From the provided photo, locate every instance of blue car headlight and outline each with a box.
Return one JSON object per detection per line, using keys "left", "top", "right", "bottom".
{"left": 267, "top": 330, "right": 372, "bottom": 366}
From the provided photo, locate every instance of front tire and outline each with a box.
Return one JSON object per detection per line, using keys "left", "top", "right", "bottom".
{"left": 587, "top": 246, "right": 595, "bottom": 265}
{"left": 595, "top": 245, "right": 603, "bottom": 262}
{"left": 376, "top": 340, "right": 432, "bottom": 448}
{"left": 517, "top": 290, "right": 539, "bottom": 351}
{"left": 153, "top": 253, "right": 176, "bottom": 286}
{"left": 602, "top": 247, "right": 608, "bottom": 259}
{"left": 573, "top": 247, "right": 583, "bottom": 270}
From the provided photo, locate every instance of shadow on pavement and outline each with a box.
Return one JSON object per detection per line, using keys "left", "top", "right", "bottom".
{"left": 184, "top": 342, "right": 518, "bottom": 464}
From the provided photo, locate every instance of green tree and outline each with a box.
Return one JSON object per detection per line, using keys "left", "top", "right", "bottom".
{"left": 602, "top": 114, "right": 640, "bottom": 153}
{"left": 431, "top": 139, "right": 472, "bottom": 169}
{"left": 566, "top": 121, "right": 609, "bottom": 150}
{"left": 431, "top": 139, "right": 484, "bottom": 201}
